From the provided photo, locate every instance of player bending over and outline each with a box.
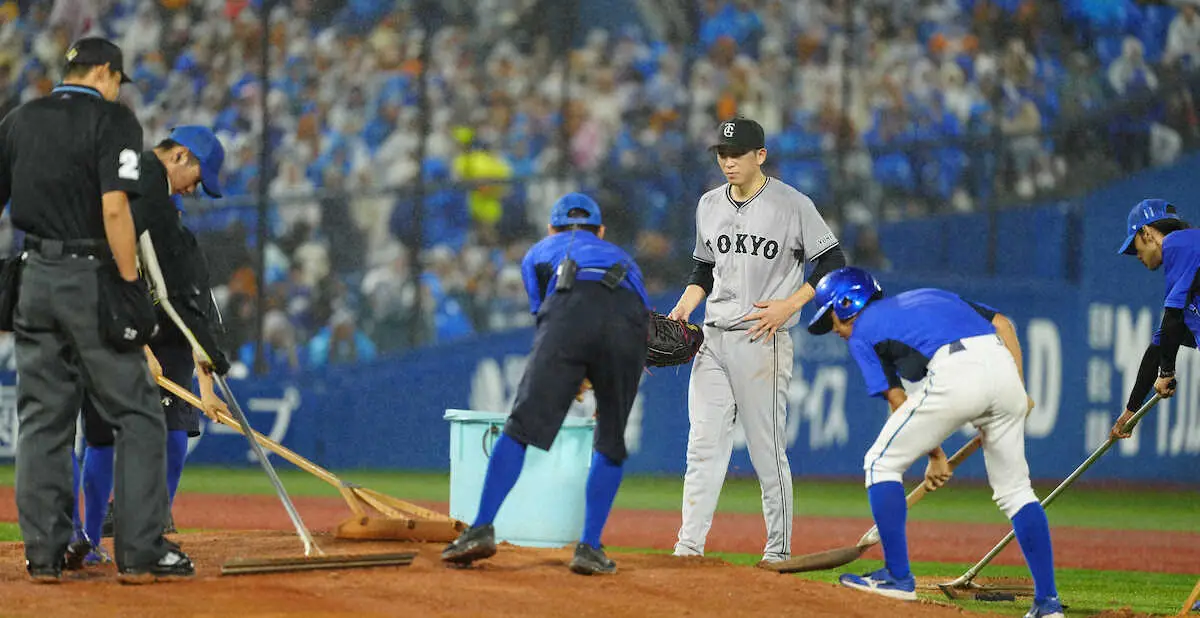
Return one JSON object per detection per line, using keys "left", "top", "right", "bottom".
{"left": 806, "top": 267, "right": 1063, "bottom": 618}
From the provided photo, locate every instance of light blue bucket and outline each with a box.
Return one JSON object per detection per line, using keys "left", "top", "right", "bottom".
{"left": 444, "top": 409, "right": 595, "bottom": 548}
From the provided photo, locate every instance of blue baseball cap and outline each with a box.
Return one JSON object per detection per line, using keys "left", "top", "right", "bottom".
{"left": 549, "top": 192, "right": 602, "bottom": 227}
{"left": 168, "top": 125, "right": 225, "bottom": 198}
{"left": 1118, "top": 198, "right": 1178, "bottom": 255}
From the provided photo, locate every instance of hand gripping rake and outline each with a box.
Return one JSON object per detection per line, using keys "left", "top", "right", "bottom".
{"left": 938, "top": 393, "right": 1165, "bottom": 599}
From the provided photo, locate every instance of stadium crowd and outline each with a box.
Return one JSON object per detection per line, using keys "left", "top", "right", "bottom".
{"left": 0, "top": 0, "right": 1198, "bottom": 372}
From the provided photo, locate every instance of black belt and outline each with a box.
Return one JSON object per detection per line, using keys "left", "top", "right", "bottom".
{"left": 23, "top": 235, "right": 110, "bottom": 259}
{"left": 577, "top": 264, "right": 631, "bottom": 291}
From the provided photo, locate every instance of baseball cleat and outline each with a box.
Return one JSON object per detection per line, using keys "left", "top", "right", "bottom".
{"left": 838, "top": 568, "right": 917, "bottom": 601}
{"left": 1024, "top": 596, "right": 1065, "bottom": 618}
{"left": 84, "top": 545, "right": 114, "bottom": 566}
{"left": 117, "top": 546, "right": 195, "bottom": 584}
{"left": 26, "top": 560, "right": 63, "bottom": 584}
{"left": 441, "top": 524, "right": 496, "bottom": 566}
{"left": 568, "top": 542, "right": 616, "bottom": 575}
{"left": 63, "top": 538, "right": 92, "bottom": 571}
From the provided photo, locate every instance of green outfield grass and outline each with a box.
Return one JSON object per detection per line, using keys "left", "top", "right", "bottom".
{"left": 670, "top": 553, "right": 1196, "bottom": 617}
{"left": 1, "top": 465, "right": 1197, "bottom": 532}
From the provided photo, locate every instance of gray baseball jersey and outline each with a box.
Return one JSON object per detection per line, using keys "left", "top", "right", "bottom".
{"left": 692, "top": 177, "right": 839, "bottom": 330}
{"left": 675, "top": 176, "right": 839, "bottom": 561}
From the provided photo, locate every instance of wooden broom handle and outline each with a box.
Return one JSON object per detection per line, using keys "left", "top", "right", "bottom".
{"left": 156, "top": 375, "right": 343, "bottom": 488}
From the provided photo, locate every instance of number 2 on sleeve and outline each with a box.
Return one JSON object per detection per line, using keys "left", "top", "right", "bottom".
{"left": 118, "top": 148, "right": 139, "bottom": 181}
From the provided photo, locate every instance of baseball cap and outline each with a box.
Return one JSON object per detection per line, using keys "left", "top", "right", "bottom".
{"left": 710, "top": 117, "right": 766, "bottom": 153}
{"left": 549, "top": 192, "right": 602, "bottom": 227}
{"left": 65, "top": 37, "right": 131, "bottom": 84}
{"left": 168, "top": 126, "right": 225, "bottom": 198}
{"left": 1118, "top": 198, "right": 1178, "bottom": 255}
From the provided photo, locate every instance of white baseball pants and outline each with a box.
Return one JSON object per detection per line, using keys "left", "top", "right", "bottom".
{"left": 675, "top": 326, "right": 794, "bottom": 560}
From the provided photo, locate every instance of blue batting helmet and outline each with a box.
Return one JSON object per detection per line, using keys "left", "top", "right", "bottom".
{"left": 1118, "top": 198, "right": 1178, "bottom": 255}
{"left": 807, "top": 266, "right": 882, "bottom": 335}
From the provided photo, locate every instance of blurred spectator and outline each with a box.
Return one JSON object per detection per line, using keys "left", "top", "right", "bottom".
{"left": 307, "top": 309, "right": 377, "bottom": 369}
{"left": 999, "top": 84, "right": 1049, "bottom": 199}
{"left": 238, "top": 309, "right": 303, "bottom": 375}
{"left": 1108, "top": 37, "right": 1159, "bottom": 172}
{"left": 1164, "top": 2, "right": 1200, "bottom": 70}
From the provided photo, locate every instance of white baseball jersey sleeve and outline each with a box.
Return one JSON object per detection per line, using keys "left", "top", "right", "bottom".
{"left": 693, "top": 177, "right": 838, "bottom": 330}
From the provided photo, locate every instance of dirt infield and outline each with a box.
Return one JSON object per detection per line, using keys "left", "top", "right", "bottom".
{"left": 0, "top": 531, "right": 985, "bottom": 618}
{"left": 1, "top": 487, "right": 1197, "bottom": 617}
{"left": 151, "top": 491, "right": 1200, "bottom": 573}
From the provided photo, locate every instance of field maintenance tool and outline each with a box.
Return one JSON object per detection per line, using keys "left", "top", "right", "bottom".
{"left": 159, "top": 376, "right": 463, "bottom": 574}
{"left": 765, "top": 434, "right": 983, "bottom": 574}
{"left": 1177, "top": 577, "right": 1200, "bottom": 616}
{"left": 939, "top": 392, "right": 1165, "bottom": 599}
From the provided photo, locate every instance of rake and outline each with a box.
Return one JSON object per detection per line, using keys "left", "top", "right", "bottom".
{"left": 158, "top": 376, "right": 465, "bottom": 563}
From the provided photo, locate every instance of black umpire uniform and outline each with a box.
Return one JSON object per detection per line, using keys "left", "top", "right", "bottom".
{"left": 0, "top": 37, "right": 188, "bottom": 579}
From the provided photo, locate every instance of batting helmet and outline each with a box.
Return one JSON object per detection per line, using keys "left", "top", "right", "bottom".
{"left": 1118, "top": 198, "right": 1178, "bottom": 255}
{"left": 807, "top": 266, "right": 883, "bottom": 335}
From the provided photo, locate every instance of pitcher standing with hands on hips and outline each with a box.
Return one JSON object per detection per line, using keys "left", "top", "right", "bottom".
{"left": 0, "top": 36, "right": 192, "bottom": 582}
{"left": 669, "top": 117, "right": 846, "bottom": 565}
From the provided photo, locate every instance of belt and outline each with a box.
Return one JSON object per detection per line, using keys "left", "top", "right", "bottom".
{"left": 946, "top": 334, "right": 1003, "bottom": 355}
{"left": 576, "top": 265, "right": 633, "bottom": 293}
{"left": 23, "top": 235, "right": 110, "bottom": 259}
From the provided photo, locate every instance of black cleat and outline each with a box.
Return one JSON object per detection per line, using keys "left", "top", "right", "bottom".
{"left": 441, "top": 525, "right": 497, "bottom": 565}
{"left": 568, "top": 542, "right": 616, "bottom": 575}
{"left": 63, "top": 538, "right": 92, "bottom": 571}
{"left": 117, "top": 545, "right": 194, "bottom": 584}
{"left": 26, "top": 559, "right": 63, "bottom": 584}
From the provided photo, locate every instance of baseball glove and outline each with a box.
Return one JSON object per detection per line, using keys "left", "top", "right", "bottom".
{"left": 646, "top": 311, "right": 704, "bottom": 367}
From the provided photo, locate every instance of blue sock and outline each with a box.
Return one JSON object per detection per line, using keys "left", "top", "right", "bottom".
{"left": 166, "top": 431, "right": 189, "bottom": 506}
{"left": 71, "top": 453, "right": 82, "bottom": 538}
{"left": 82, "top": 445, "right": 114, "bottom": 545}
{"left": 1012, "top": 502, "right": 1058, "bottom": 603}
{"left": 867, "top": 481, "right": 911, "bottom": 580}
{"left": 581, "top": 451, "right": 624, "bottom": 549}
{"left": 472, "top": 433, "right": 526, "bottom": 528}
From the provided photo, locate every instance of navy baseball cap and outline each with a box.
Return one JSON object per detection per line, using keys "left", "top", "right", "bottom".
{"left": 169, "top": 126, "right": 225, "bottom": 198}
{"left": 710, "top": 117, "right": 766, "bottom": 153}
{"left": 65, "top": 37, "right": 131, "bottom": 84}
{"left": 550, "top": 192, "right": 602, "bottom": 227}
{"left": 1118, "top": 198, "right": 1178, "bottom": 255}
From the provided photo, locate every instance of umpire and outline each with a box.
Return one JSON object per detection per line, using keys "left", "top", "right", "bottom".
{"left": 0, "top": 37, "right": 192, "bottom": 581}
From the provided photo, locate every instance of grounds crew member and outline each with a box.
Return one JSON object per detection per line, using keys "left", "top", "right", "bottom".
{"left": 73, "top": 126, "right": 232, "bottom": 567}
{"left": 1, "top": 36, "right": 192, "bottom": 581}
{"left": 441, "top": 193, "right": 649, "bottom": 575}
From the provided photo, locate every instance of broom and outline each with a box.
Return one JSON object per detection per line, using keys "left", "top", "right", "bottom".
{"left": 158, "top": 376, "right": 463, "bottom": 574}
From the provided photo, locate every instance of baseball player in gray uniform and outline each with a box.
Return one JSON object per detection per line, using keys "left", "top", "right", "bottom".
{"left": 668, "top": 117, "right": 846, "bottom": 563}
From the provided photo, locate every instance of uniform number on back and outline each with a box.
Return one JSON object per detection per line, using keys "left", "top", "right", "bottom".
{"left": 118, "top": 149, "right": 139, "bottom": 180}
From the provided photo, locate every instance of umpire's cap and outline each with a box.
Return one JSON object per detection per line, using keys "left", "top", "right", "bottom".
{"left": 169, "top": 126, "right": 225, "bottom": 198}
{"left": 807, "top": 267, "right": 883, "bottom": 335}
{"left": 1118, "top": 198, "right": 1178, "bottom": 255}
{"left": 65, "top": 37, "right": 131, "bottom": 84}
{"left": 550, "top": 192, "right": 602, "bottom": 227}
{"left": 710, "top": 117, "right": 766, "bottom": 153}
